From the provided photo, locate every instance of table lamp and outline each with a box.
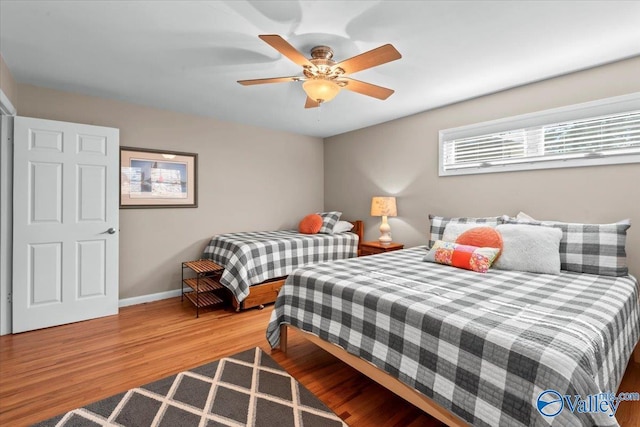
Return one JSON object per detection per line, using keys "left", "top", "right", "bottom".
{"left": 370, "top": 196, "right": 397, "bottom": 245}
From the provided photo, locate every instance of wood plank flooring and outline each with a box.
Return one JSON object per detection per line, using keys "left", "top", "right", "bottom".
{"left": 0, "top": 298, "right": 638, "bottom": 426}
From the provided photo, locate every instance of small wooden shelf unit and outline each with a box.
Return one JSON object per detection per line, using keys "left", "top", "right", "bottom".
{"left": 181, "top": 259, "right": 225, "bottom": 317}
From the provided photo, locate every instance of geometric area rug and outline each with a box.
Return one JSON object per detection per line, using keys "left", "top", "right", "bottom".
{"left": 32, "top": 347, "right": 347, "bottom": 427}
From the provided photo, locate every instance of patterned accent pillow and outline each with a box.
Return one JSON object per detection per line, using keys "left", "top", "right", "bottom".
{"left": 456, "top": 227, "right": 504, "bottom": 259}
{"left": 317, "top": 211, "right": 342, "bottom": 234}
{"left": 424, "top": 240, "right": 500, "bottom": 273}
{"left": 428, "top": 215, "right": 504, "bottom": 248}
{"left": 502, "top": 217, "right": 631, "bottom": 277}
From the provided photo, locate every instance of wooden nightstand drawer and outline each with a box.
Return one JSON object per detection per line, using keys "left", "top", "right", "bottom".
{"left": 359, "top": 241, "right": 404, "bottom": 256}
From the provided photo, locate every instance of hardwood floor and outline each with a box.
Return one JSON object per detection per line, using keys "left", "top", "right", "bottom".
{"left": 0, "top": 298, "right": 638, "bottom": 426}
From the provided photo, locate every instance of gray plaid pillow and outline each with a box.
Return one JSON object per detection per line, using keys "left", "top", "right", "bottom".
{"left": 428, "top": 214, "right": 504, "bottom": 248}
{"left": 503, "top": 217, "right": 630, "bottom": 277}
{"left": 317, "top": 211, "right": 342, "bottom": 234}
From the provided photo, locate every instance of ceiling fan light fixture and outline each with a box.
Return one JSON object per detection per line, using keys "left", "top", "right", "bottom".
{"left": 302, "top": 79, "right": 340, "bottom": 103}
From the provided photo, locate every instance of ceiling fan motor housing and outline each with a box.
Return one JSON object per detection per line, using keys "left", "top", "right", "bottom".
{"left": 306, "top": 46, "right": 343, "bottom": 76}
{"left": 310, "top": 46, "right": 334, "bottom": 60}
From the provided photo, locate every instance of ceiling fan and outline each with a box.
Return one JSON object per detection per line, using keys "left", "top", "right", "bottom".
{"left": 238, "top": 35, "right": 402, "bottom": 108}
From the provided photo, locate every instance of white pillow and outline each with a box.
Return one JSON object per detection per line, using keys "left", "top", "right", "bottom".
{"left": 442, "top": 223, "right": 495, "bottom": 242}
{"left": 494, "top": 224, "right": 562, "bottom": 274}
{"left": 516, "top": 211, "right": 536, "bottom": 221}
{"left": 333, "top": 220, "right": 354, "bottom": 233}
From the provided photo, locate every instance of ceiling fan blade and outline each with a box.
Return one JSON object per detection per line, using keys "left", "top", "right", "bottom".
{"left": 238, "top": 76, "right": 301, "bottom": 86}
{"left": 333, "top": 44, "right": 401, "bottom": 75}
{"left": 259, "top": 34, "right": 314, "bottom": 67}
{"left": 339, "top": 78, "right": 395, "bottom": 100}
{"left": 305, "top": 97, "right": 320, "bottom": 109}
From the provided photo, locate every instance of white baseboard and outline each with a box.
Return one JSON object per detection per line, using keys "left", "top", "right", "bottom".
{"left": 119, "top": 288, "right": 188, "bottom": 308}
{"left": 0, "top": 289, "right": 186, "bottom": 335}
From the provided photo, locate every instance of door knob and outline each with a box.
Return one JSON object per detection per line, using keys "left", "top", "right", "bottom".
{"left": 106, "top": 228, "right": 116, "bottom": 234}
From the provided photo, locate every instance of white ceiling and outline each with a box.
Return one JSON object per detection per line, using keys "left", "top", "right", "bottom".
{"left": 1, "top": 1, "right": 639, "bottom": 138}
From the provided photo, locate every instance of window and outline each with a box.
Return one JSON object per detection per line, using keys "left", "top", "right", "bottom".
{"left": 439, "top": 93, "right": 640, "bottom": 176}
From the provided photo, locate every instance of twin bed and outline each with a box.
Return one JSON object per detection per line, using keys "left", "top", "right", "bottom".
{"left": 266, "top": 225, "right": 640, "bottom": 426}
{"left": 202, "top": 220, "right": 363, "bottom": 310}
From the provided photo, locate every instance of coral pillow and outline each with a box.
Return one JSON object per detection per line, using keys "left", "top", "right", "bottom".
{"left": 456, "top": 227, "right": 503, "bottom": 259}
{"left": 298, "top": 214, "right": 323, "bottom": 234}
{"left": 424, "top": 240, "right": 500, "bottom": 273}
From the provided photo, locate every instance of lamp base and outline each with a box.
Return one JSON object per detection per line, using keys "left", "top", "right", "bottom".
{"left": 378, "top": 235, "right": 392, "bottom": 246}
{"left": 378, "top": 216, "right": 392, "bottom": 246}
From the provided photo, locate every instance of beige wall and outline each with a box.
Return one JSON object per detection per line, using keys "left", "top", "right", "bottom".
{"left": 0, "top": 55, "right": 18, "bottom": 109}
{"left": 325, "top": 56, "right": 640, "bottom": 278}
{"left": 17, "top": 84, "right": 324, "bottom": 299}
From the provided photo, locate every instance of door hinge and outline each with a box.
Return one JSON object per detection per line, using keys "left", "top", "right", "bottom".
{"left": 7, "top": 292, "right": 11, "bottom": 304}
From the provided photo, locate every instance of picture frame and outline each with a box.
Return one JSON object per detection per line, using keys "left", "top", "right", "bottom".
{"left": 120, "top": 147, "right": 197, "bottom": 208}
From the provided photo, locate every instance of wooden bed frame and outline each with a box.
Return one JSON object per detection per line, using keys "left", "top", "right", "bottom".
{"left": 231, "top": 220, "right": 364, "bottom": 311}
{"left": 278, "top": 326, "right": 640, "bottom": 426}
{"left": 279, "top": 324, "right": 469, "bottom": 426}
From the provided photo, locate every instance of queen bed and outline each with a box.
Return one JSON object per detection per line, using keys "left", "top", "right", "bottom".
{"left": 202, "top": 219, "right": 363, "bottom": 310}
{"left": 266, "top": 246, "right": 640, "bottom": 426}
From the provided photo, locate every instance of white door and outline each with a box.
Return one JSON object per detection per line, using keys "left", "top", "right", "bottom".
{"left": 12, "top": 117, "right": 119, "bottom": 333}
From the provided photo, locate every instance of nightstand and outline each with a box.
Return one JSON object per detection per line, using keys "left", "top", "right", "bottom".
{"left": 359, "top": 241, "right": 404, "bottom": 256}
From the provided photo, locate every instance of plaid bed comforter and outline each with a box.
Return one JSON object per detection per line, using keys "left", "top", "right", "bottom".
{"left": 202, "top": 230, "right": 358, "bottom": 303}
{"left": 267, "top": 247, "right": 640, "bottom": 427}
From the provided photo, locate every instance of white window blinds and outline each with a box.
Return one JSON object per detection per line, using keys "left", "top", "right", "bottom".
{"left": 439, "top": 93, "right": 640, "bottom": 176}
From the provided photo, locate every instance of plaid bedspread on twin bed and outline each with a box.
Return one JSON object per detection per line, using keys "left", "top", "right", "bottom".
{"left": 266, "top": 247, "right": 640, "bottom": 427}
{"left": 202, "top": 230, "right": 358, "bottom": 303}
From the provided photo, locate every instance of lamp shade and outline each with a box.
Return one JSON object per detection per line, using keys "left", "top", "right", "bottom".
{"left": 303, "top": 79, "right": 340, "bottom": 103}
{"left": 370, "top": 196, "right": 397, "bottom": 217}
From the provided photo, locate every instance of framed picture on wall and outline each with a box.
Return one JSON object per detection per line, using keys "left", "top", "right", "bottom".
{"left": 120, "top": 147, "right": 197, "bottom": 208}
